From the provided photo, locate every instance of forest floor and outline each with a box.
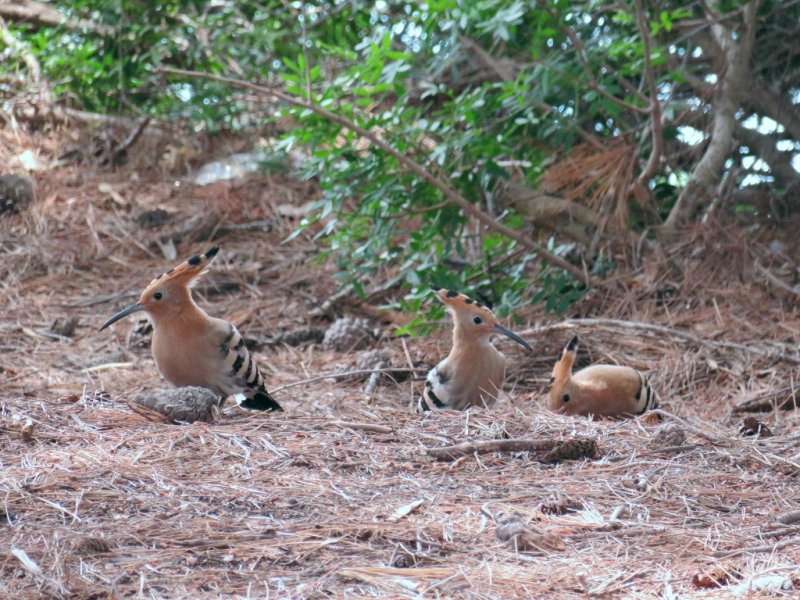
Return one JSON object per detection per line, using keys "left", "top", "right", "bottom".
{"left": 1, "top": 124, "right": 799, "bottom": 599}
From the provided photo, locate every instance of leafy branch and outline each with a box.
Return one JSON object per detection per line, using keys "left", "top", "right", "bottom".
{"left": 156, "top": 66, "right": 599, "bottom": 287}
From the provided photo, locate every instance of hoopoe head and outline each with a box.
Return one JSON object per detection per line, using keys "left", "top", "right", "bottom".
{"left": 99, "top": 246, "right": 219, "bottom": 330}
{"left": 548, "top": 336, "right": 580, "bottom": 413}
{"left": 434, "top": 287, "right": 531, "bottom": 351}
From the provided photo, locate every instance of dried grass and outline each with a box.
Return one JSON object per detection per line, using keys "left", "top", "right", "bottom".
{"left": 1, "top": 126, "right": 799, "bottom": 598}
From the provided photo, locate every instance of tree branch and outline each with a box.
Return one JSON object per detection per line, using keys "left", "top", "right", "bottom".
{"left": 557, "top": 19, "right": 650, "bottom": 114}
{"left": 156, "top": 67, "right": 599, "bottom": 286}
{"left": 0, "top": 0, "right": 111, "bottom": 34}
{"left": 633, "top": 0, "right": 664, "bottom": 189}
{"left": 664, "top": 0, "right": 760, "bottom": 230}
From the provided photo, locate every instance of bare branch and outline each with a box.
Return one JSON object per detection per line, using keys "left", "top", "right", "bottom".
{"left": 156, "top": 67, "right": 600, "bottom": 286}
{"left": 0, "top": 0, "right": 111, "bottom": 34}
{"left": 633, "top": 0, "right": 664, "bottom": 189}
{"left": 664, "top": 0, "right": 761, "bottom": 229}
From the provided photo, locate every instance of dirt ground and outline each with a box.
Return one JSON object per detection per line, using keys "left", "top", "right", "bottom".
{"left": 1, "top": 126, "right": 799, "bottom": 599}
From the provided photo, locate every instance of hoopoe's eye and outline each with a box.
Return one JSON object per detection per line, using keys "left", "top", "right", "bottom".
{"left": 549, "top": 376, "right": 555, "bottom": 384}
{"left": 153, "top": 292, "right": 163, "bottom": 300}
{"left": 562, "top": 394, "right": 570, "bottom": 403}
{"left": 473, "top": 316, "right": 482, "bottom": 325}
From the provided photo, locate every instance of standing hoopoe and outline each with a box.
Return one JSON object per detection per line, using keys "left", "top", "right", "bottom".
{"left": 99, "top": 247, "right": 282, "bottom": 411}
{"left": 417, "top": 288, "right": 532, "bottom": 412}
{"left": 548, "top": 336, "right": 658, "bottom": 417}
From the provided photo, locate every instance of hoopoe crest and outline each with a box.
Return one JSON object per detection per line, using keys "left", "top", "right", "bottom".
{"left": 417, "top": 288, "right": 532, "bottom": 412}
{"left": 100, "top": 246, "right": 282, "bottom": 412}
{"left": 548, "top": 336, "right": 658, "bottom": 417}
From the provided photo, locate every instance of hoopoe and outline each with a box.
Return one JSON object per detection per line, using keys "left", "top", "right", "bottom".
{"left": 548, "top": 336, "right": 658, "bottom": 417}
{"left": 99, "top": 246, "right": 282, "bottom": 411}
{"left": 417, "top": 288, "right": 532, "bottom": 412}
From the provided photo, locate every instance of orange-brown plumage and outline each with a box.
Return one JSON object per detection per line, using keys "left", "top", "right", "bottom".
{"left": 417, "top": 288, "right": 531, "bottom": 412}
{"left": 100, "top": 247, "right": 281, "bottom": 411}
{"left": 548, "top": 336, "right": 658, "bottom": 417}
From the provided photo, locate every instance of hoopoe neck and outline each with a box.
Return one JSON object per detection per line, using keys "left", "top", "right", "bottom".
{"left": 451, "top": 326, "right": 496, "bottom": 359}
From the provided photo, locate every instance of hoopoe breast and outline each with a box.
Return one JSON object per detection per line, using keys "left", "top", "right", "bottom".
{"left": 417, "top": 351, "right": 505, "bottom": 412}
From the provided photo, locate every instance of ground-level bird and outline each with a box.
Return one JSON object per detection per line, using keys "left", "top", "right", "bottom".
{"left": 99, "top": 246, "right": 282, "bottom": 411}
{"left": 548, "top": 336, "right": 658, "bottom": 417}
{"left": 417, "top": 288, "right": 532, "bottom": 412}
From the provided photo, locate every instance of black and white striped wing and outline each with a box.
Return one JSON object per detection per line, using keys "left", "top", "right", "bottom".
{"left": 219, "top": 324, "right": 282, "bottom": 411}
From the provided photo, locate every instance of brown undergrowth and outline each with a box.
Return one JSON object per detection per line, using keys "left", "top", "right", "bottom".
{"left": 1, "top": 125, "right": 799, "bottom": 598}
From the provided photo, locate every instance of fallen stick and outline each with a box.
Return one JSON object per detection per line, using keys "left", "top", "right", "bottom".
{"left": 425, "top": 437, "right": 596, "bottom": 462}
{"left": 330, "top": 421, "right": 393, "bottom": 435}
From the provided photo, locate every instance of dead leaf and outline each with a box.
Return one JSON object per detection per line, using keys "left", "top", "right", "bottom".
{"left": 388, "top": 499, "right": 424, "bottom": 522}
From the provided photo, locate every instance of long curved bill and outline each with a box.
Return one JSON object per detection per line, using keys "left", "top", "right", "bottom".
{"left": 99, "top": 303, "right": 145, "bottom": 331}
{"left": 493, "top": 323, "right": 532, "bottom": 351}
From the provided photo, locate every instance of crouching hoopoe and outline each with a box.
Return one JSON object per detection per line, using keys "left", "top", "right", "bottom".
{"left": 548, "top": 336, "right": 658, "bottom": 417}
{"left": 99, "top": 246, "right": 282, "bottom": 411}
{"left": 417, "top": 288, "right": 532, "bottom": 412}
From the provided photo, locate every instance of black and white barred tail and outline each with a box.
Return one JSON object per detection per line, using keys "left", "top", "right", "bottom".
{"left": 635, "top": 373, "right": 659, "bottom": 414}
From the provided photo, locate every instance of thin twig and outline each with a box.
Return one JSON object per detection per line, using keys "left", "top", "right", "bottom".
{"left": 713, "top": 537, "right": 797, "bottom": 558}
{"left": 522, "top": 318, "right": 800, "bottom": 365}
{"left": 754, "top": 261, "right": 800, "bottom": 298}
{"left": 329, "top": 421, "right": 393, "bottom": 434}
{"left": 555, "top": 19, "right": 649, "bottom": 114}
{"left": 156, "top": 66, "right": 599, "bottom": 286}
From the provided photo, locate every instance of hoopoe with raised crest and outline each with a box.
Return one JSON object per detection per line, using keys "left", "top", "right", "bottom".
{"left": 99, "top": 246, "right": 282, "bottom": 411}
{"left": 548, "top": 336, "right": 658, "bottom": 417}
{"left": 417, "top": 288, "right": 532, "bottom": 412}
